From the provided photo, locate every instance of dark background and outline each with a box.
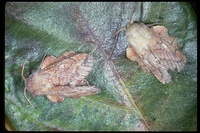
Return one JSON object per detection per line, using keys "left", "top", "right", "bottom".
{"left": 189, "top": 2, "right": 197, "bottom": 15}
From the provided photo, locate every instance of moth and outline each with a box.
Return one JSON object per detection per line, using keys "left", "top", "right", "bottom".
{"left": 113, "top": 3, "right": 186, "bottom": 84}
{"left": 22, "top": 51, "right": 101, "bottom": 107}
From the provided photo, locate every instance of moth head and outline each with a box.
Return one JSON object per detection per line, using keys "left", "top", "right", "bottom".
{"left": 25, "top": 74, "right": 35, "bottom": 96}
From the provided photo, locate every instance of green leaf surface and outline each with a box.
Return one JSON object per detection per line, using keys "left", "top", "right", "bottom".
{"left": 5, "top": 2, "right": 197, "bottom": 131}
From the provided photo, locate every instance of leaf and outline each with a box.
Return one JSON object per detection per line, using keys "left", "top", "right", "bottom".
{"left": 5, "top": 2, "right": 197, "bottom": 131}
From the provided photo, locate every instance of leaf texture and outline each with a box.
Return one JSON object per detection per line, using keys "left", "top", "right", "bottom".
{"left": 5, "top": 2, "right": 197, "bottom": 131}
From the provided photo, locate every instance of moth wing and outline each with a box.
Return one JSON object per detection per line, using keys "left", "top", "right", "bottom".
{"left": 151, "top": 26, "right": 168, "bottom": 37}
{"left": 40, "top": 55, "right": 57, "bottom": 70}
{"left": 130, "top": 25, "right": 186, "bottom": 83}
{"left": 142, "top": 40, "right": 186, "bottom": 83}
{"left": 151, "top": 26, "right": 182, "bottom": 49}
{"left": 38, "top": 52, "right": 95, "bottom": 88}
{"left": 56, "top": 53, "right": 94, "bottom": 85}
{"left": 126, "top": 46, "right": 150, "bottom": 73}
{"left": 46, "top": 85, "right": 101, "bottom": 100}
{"left": 40, "top": 51, "right": 76, "bottom": 70}
{"left": 69, "top": 86, "right": 101, "bottom": 98}
{"left": 51, "top": 51, "right": 76, "bottom": 65}
{"left": 70, "top": 79, "right": 89, "bottom": 87}
{"left": 139, "top": 49, "right": 172, "bottom": 84}
{"left": 126, "top": 46, "right": 138, "bottom": 62}
{"left": 150, "top": 26, "right": 186, "bottom": 71}
{"left": 126, "top": 41, "right": 169, "bottom": 83}
{"left": 46, "top": 95, "right": 65, "bottom": 103}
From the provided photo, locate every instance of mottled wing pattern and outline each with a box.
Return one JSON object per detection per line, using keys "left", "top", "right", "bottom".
{"left": 26, "top": 51, "right": 100, "bottom": 103}
{"left": 41, "top": 52, "right": 93, "bottom": 86}
{"left": 127, "top": 25, "right": 186, "bottom": 84}
{"left": 43, "top": 52, "right": 95, "bottom": 102}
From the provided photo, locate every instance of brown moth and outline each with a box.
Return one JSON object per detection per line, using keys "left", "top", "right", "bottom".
{"left": 22, "top": 51, "right": 101, "bottom": 107}
{"left": 113, "top": 3, "right": 186, "bottom": 84}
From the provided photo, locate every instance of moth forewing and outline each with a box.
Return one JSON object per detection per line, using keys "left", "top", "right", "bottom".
{"left": 39, "top": 54, "right": 56, "bottom": 70}
{"left": 40, "top": 51, "right": 76, "bottom": 71}
{"left": 112, "top": 3, "right": 186, "bottom": 84}
{"left": 22, "top": 51, "right": 101, "bottom": 107}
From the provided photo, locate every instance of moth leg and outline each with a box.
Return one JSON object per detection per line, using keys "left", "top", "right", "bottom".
{"left": 112, "top": 27, "right": 126, "bottom": 38}
{"left": 111, "top": 2, "right": 138, "bottom": 58}
{"left": 110, "top": 24, "right": 126, "bottom": 59}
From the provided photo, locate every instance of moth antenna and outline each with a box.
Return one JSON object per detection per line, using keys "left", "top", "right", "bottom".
{"left": 24, "top": 87, "right": 34, "bottom": 108}
{"left": 112, "top": 27, "right": 126, "bottom": 38}
{"left": 22, "top": 60, "right": 34, "bottom": 108}
{"left": 130, "top": 2, "right": 139, "bottom": 24}
{"left": 21, "top": 59, "right": 27, "bottom": 81}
